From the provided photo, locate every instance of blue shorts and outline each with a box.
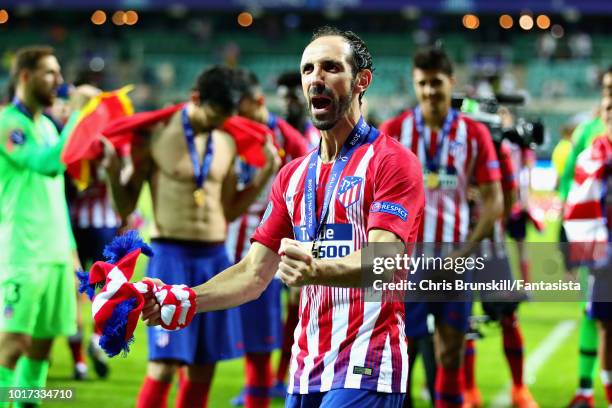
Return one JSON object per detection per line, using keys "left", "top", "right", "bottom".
{"left": 285, "top": 389, "right": 404, "bottom": 408}
{"left": 405, "top": 301, "right": 472, "bottom": 336}
{"left": 73, "top": 226, "right": 118, "bottom": 265}
{"left": 240, "top": 278, "right": 282, "bottom": 353}
{"left": 146, "top": 239, "right": 244, "bottom": 364}
{"left": 587, "top": 301, "right": 612, "bottom": 320}
{"left": 587, "top": 268, "right": 612, "bottom": 320}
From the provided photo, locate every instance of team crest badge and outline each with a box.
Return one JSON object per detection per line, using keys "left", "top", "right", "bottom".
{"left": 337, "top": 176, "right": 363, "bottom": 208}
{"left": 10, "top": 130, "right": 25, "bottom": 145}
{"left": 5, "top": 129, "right": 25, "bottom": 152}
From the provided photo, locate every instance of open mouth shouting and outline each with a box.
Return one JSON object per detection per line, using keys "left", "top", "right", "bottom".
{"left": 310, "top": 95, "right": 333, "bottom": 115}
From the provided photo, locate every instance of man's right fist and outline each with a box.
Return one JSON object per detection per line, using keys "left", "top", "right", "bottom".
{"left": 139, "top": 279, "right": 196, "bottom": 330}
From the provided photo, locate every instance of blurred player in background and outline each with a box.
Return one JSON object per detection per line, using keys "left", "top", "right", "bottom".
{"left": 461, "top": 125, "right": 538, "bottom": 407}
{"left": 0, "top": 46, "right": 95, "bottom": 407}
{"left": 380, "top": 47, "right": 503, "bottom": 407}
{"left": 227, "top": 68, "right": 308, "bottom": 408}
{"left": 277, "top": 71, "right": 320, "bottom": 149}
{"left": 562, "top": 67, "right": 612, "bottom": 408}
{"left": 63, "top": 70, "right": 120, "bottom": 382}
{"left": 503, "top": 110, "right": 537, "bottom": 284}
{"left": 67, "top": 156, "right": 118, "bottom": 381}
{"left": 104, "top": 66, "right": 280, "bottom": 408}
{"left": 275, "top": 71, "right": 319, "bottom": 394}
{"left": 564, "top": 94, "right": 612, "bottom": 408}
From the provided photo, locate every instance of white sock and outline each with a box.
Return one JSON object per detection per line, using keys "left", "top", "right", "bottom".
{"left": 577, "top": 388, "right": 594, "bottom": 397}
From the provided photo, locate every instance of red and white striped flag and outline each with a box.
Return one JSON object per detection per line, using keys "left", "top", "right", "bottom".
{"left": 563, "top": 135, "right": 612, "bottom": 266}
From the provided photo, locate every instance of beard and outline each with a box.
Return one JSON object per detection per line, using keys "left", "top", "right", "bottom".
{"left": 309, "top": 87, "right": 353, "bottom": 131}
{"left": 33, "top": 86, "right": 56, "bottom": 107}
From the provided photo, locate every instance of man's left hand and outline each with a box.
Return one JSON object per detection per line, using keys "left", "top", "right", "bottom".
{"left": 277, "top": 238, "right": 317, "bottom": 287}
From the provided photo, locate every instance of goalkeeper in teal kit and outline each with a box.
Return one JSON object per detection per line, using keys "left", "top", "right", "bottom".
{"left": 0, "top": 46, "right": 94, "bottom": 406}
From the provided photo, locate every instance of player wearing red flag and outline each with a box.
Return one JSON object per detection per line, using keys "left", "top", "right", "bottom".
{"left": 104, "top": 66, "right": 280, "bottom": 408}
{"left": 380, "top": 48, "right": 503, "bottom": 407}
{"left": 143, "top": 26, "right": 424, "bottom": 407}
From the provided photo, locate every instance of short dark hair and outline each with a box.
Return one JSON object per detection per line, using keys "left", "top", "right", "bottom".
{"left": 412, "top": 47, "right": 454, "bottom": 77}
{"left": 195, "top": 66, "right": 242, "bottom": 115}
{"left": 234, "top": 68, "right": 261, "bottom": 101}
{"left": 310, "top": 26, "right": 374, "bottom": 77}
{"left": 11, "top": 45, "right": 55, "bottom": 80}
{"left": 309, "top": 26, "right": 374, "bottom": 105}
{"left": 277, "top": 71, "right": 301, "bottom": 89}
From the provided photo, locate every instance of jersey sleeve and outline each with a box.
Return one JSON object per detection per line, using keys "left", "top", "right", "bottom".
{"left": 0, "top": 111, "right": 79, "bottom": 176}
{"left": 367, "top": 140, "right": 424, "bottom": 244}
{"left": 472, "top": 121, "right": 502, "bottom": 184}
{"left": 251, "top": 166, "right": 294, "bottom": 252}
{"left": 499, "top": 143, "right": 517, "bottom": 192}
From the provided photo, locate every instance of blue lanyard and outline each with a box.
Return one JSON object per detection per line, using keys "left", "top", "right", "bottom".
{"left": 414, "top": 106, "right": 456, "bottom": 172}
{"left": 182, "top": 107, "right": 213, "bottom": 189}
{"left": 267, "top": 113, "right": 277, "bottom": 130}
{"left": 303, "top": 116, "right": 379, "bottom": 243}
{"left": 12, "top": 97, "right": 34, "bottom": 120}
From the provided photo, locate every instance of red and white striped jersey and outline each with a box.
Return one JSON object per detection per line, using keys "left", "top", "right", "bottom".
{"left": 380, "top": 109, "right": 500, "bottom": 243}
{"left": 564, "top": 134, "right": 612, "bottom": 243}
{"left": 507, "top": 141, "right": 535, "bottom": 209}
{"left": 252, "top": 131, "right": 424, "bottom": 394}
{"left": 70, "top": 165, "right": 121, "bottom": 229}
{"left": 226, "top": 114, "right": 308, "bottom": 262}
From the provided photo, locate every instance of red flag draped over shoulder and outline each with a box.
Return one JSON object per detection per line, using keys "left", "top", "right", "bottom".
{"left": 221, "top": 115, "right": 272, "bottom": 167}
{"left": 62, "top": 88, "right": 275, "bottom": 190}
{"left": 102, "top": 102, "right": 273, "bottom": 168}
{"left": 61, "top": 85, "right": 134, "bottom": 189}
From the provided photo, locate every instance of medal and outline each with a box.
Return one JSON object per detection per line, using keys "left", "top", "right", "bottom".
{"left": 193, "top": 188, "right": 205, "bottom": 207}
{"left": 308, "top": 241, "right": 319, "bottom": 259}
{"left": 183, "top": 107, "right": 213, "bottom": 207}
{"left": 302, "top": 116, "right": 379, "bottom": 254}
{"left": 427, "top": 172, "right": 440, "bottom": 189}
{"left": 414, "top": 106, "right": 457, "bottom": 191}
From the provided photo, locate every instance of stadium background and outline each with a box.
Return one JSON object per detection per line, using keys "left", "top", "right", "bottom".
{"left": 0, "top": 0, "right": 610, "bottom": 406}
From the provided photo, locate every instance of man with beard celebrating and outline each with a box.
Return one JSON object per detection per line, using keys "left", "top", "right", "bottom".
{"left": 142, "top": 26, "right": 424, "bottom": 407}
{"left": 0, "top": 46, "right": 94, "bottom": 407}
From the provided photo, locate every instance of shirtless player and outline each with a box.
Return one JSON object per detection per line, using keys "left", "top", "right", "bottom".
{"left": 104, "top": 66, "right": 280, "bottom": 408}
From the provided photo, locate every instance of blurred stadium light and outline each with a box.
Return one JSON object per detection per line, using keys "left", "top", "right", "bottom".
{"left": 0, "top": 0, "right": 608, "bottom": 159}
